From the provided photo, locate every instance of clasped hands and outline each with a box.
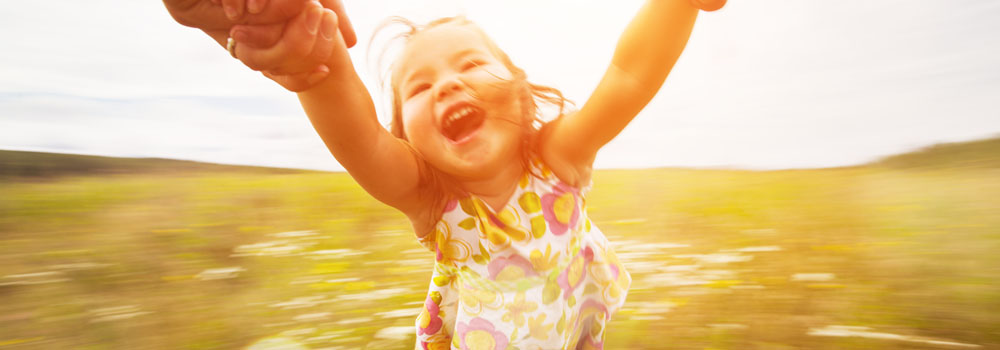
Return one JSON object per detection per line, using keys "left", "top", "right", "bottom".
{"left": 164, "top": 0, "right": 358, "bottom": 92}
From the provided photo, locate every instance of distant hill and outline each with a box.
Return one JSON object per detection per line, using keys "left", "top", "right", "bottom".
{"left": 871, "top": 136, "right": 1000, "bottom": 169}
{"left": 0, "top": 150, "right": 320, "bottom": 178}
{"left": 3, "top": 135, "right": 999, "bottom": 179}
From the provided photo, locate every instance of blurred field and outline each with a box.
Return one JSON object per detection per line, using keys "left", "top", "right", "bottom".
{"left": 1, "top": 140, "right": 998, "bottom": 349}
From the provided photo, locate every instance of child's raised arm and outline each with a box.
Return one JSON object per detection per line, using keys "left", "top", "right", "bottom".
{"left": 296, "top": 44, "right": 431, "bottom": 222}
{"left": 234, "top": 3, "right": 433, "bottom": 228}
{"left": 540, "top": 0, "right": 707, "bottom": 185}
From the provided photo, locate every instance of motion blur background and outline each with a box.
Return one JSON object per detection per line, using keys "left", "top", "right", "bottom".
{"left": 1, "top": 0, "right": 999, "bottom": 349}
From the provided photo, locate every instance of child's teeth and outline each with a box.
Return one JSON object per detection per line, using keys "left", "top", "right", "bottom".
{"left": 447, "top": 107, "right": 473, "bottom": 126}
{"left": 444, "top": 106, "right": 480, "bottom": 134}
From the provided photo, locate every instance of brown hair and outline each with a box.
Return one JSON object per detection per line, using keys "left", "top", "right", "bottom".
{"left": 370, "top": 16, "right": 573, "bottom": 204}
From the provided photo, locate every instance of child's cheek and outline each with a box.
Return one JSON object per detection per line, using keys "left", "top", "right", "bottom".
{"left": 401, "top": 99, "right": 433, "bottom": 137}
{"left": 472, "top": 71, "right": 516, "bottom": 103}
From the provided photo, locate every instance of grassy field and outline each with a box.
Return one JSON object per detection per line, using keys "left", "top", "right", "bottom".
{"left": 0, "top": 142, "right": 998, "bottom": 349}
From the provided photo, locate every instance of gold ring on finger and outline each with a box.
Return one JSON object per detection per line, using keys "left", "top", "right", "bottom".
{"left": 227, "top": 37, "right": 238, "bottom": 59}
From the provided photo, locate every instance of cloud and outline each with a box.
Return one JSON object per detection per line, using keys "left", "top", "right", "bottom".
{"left": 0, "top": 92, "right": 336, "bottom": 170}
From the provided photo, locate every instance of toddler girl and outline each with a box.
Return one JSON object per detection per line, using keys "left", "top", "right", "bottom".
{"left": 227, "top": 1, "right": 723, "bottom": 348}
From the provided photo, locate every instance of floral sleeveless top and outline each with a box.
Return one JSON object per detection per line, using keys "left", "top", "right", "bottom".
{"left": 415, "top": 160, "right": 631, "bottom": 350}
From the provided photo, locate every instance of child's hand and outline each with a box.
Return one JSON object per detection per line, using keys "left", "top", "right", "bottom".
{"left": 229, "top": 1, "right": 352, "bottom": 91}
{"left": 689, "top": 0, "right": 726, "bottom": 11}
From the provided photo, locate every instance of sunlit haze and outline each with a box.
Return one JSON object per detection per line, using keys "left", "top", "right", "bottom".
{"left": 2, "top": 0, "right": 998, "bottom": 171}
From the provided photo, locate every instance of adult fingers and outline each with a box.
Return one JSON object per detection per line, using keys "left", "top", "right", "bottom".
{"left": 246, "top": 0, "right": 267, "bottom": 14}
{"left": 242, "top": 0, "right": 309, "bottom": 25}
{"left": 230, "top": 22, "right": 284, "bottom": 48}
{"left": 220, "top": 0, "right": 245, "bottom": 20}
{"left": 211, "top": 0, "right": 325, "bottom": 28}
{"left": 319, "top": 0, "right": 356, "bottom": 48}
{"left": 164, "top": 0, "right": 230, "bottom": 31}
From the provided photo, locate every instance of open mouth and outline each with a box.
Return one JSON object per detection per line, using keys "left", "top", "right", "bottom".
{"left": 441, "top": 103, "right": 486, "bottom": 143}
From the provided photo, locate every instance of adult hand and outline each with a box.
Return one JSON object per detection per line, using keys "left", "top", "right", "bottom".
{"left": 163, "top": 0, "right": 357, "bottom": 91}
{"left": 163, "top": 0, "right": 356, "bottom": 55}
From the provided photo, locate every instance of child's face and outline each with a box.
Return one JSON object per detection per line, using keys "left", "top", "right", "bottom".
{"left": 395, "top": 22, "right": 526, "bottom": 180}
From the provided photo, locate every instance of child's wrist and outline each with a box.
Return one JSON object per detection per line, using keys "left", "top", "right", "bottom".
{"left": 264, "top": 64, "right": 332, "bottom": 93}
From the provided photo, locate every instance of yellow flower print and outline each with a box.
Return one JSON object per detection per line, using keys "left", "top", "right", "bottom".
{"left": 518, "top": 192, "right": 542, "bottom": 213}
{"left": 472, "top": 199, "right": 529, "bottom": 250}
{"left": 558, "top": 247, "right": 594, "bottom": 299}
{"left": 502, "top": 292, "right": 538, "bottom": 328}
{"left": 529, "top": 245, "right": 560, "bottom": 272}
{"left": 422, "top": 334, "right": 451, "bottom": 350}
{"left": 459, "top": 285, "right": 502, "bottom": 316}
{"left": 495, "top": 208, "right": 528, "bottom": 242}
{"left": 434, "top": 222, "right": 471, "bottom": 266}
{"left": 519, "top": 192, "right": 548, "bottom": 239}
{"left": 527, "top": 313, "right": 554, "bottom": 340}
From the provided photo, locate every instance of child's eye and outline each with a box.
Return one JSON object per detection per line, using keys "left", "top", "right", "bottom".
{"left": 462, "top": 59, "right": 484, "bottom": 72}
{"left": 408, "top": 84, "right": 430, "bottom": 98}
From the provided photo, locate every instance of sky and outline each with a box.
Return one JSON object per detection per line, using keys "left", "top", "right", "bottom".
{"left": 2, "top": 0, "right": 999, "bottom": 171}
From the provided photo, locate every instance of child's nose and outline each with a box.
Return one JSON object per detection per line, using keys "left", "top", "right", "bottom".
{"left": 435, "top": 77, "right": 463, "bottom": 100}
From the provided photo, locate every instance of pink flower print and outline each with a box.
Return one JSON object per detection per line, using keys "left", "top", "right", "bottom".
{"left": 558, "top": 246, "right": 594, "bottom": 299}
{"left": 581, "top": 338, "right": 604, "bottom": 350}
{"left": 420, "top": 336, "right": 452, "bottom": 350}
{"left": 541, "top": 182, "right": 579, "bottom": 235}
{"left": 417, "top": 293, "right": 443, "bottom": 336}
{"left": 589, "top": 250, "right": 631, "bottom": 303}
{"left": 444, "top": 199, "right": 458, "bottom": 213}
{"left": 607, "top": 262, "right": 630, "bottom": 301}
{"left": 579, "top": 298, "right": 610, "bottom": 321}
{"left": 456, "top": 317, "right": 509, "bottom": 350}
{"left": 487, "top": 255, "right": 538, "bottom": 282}
{"left": 581, "top": 337, "right": 604, "bottom": 350}
{"left": 477, "top": 207, "right": 528, "bottom": 248}
{"left": 566, "top": 300, "right": 610, "bottom": 350}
